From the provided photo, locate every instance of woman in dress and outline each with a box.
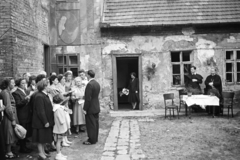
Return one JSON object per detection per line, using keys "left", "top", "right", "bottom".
{"left": 27, "top": 75, "right": 37, "bottom": 93}
{"left": 12, "top": 78, "right": 32, "bottom": 153}
{"left": 0, "top": 78, "right": 19, "bottom": 159}
{"left": 71, "top": 77, "right": 85, "bottom": 134}
{"left": 32, "top": 80, "right": 54, "bottom": 160}
{"left": 56, "top": 74, "right": 72, "bottom": 146}
{"left": 78, "top": 69, "right": 88, "bottom": 88}
{"left": 64, "top": 71, "right": 73, "bottom": 92}
{"left": 128, "top": 72, "right": 139, "bottom": 110}
{"left": 0, "top": 93, "right": 6, "bottom": 160}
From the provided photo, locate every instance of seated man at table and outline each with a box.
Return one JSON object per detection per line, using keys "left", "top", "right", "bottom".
{"left": 185, "top": 66, "right": 203, "bottom": 95}
{"left": 185, "top": 66, "right": 204, "bottom": 112}
{"left": 204, "top": 67, "right": 222, "bottom": 115}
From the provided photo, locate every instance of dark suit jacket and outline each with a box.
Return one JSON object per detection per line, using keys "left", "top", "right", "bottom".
{"left": 83, "top": 79, "right": 100, "bottom": 114}
{"left": 12, "top": 88, "right": 31, "bottom": 124}
{"left": 186, "top": 73, "right": 203, "bottom": 90}
{"left": 32, "top": 92, "right": 54, "bottom": 129}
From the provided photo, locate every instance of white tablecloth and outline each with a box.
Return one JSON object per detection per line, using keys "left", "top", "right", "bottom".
{"left": 182, "top": 95, "right": 219, "bottom": 109}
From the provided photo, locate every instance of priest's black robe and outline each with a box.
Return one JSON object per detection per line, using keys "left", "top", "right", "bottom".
{"left": 204, "top": 74, "right": 222, "bottom": 115}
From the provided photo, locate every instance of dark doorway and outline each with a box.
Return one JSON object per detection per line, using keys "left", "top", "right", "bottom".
{"left": 44, "top": 45, "right": 50, "bottom": 76}
{"left": 117, "top": 57, "right": 139, "bottom": 110}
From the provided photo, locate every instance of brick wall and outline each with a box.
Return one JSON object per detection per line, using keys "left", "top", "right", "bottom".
{"left": 0, "top": 0, "right": 50, "bottom": 78}
{"left": 0, "top": 0, "right": 13, "bottom": 77}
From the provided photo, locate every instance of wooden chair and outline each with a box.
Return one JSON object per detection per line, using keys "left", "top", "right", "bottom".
{"left": 163, "top": 93, "right": 179, "bottom": 119}
{"left": 222, "top": 91, "right": 235, "bottom": 118}
{"left": 178, "top": 89, "right": 187, "bottom": 114}
{"left": 233, "top": 90, "right": 240, "bottom": 107}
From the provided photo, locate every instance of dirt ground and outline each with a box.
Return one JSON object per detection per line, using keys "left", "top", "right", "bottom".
{"left": 11, "top": 112, "right": 240, "bottom": 160}
{"left": 139, "top": 115, "right": 240, "bottom": 160}
{"left": 15, "top": 112, "right": 114, "bottom": 160}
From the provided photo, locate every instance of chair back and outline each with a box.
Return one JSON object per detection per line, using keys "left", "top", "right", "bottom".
{"left": 163, "top": 93, "right": 174, "bottom": 106}
{"left": 178, "top": 89, "right": 186, "bottom": 100}
{"left": 233, "top": 90, "right": 240, "bottom": 104}
{"left": 222, "top": 91, "right": 234, "bottom": 105}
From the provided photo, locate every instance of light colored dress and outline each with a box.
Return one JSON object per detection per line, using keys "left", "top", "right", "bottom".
{"left": 56, "top": 83, "right": 71, "bottom": 130}
{"left": 71, "top": 86, "right": 85, "bottom": 125}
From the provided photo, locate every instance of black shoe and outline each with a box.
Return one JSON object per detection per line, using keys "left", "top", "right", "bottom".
{"left": 44, "top": 149, "right": 50, "bottom": 154}
{"left": 19, "top": 148, "right": 32, "bottom": 153}
{"left": 79, "top": 129, "right": 85, "bottom": 132}
{"left": 48, "top": 147, "right": 56, "bottom": 152}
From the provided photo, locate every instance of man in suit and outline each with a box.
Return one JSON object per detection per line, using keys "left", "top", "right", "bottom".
{"left": 83, "top": 70, "right": 100, "bottom": 145}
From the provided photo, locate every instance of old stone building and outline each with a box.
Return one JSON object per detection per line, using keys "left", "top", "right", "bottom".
{"left": 0, "top": 0, "right": 50, "bottom": 77}
{"left": 1, "top": 0, "right": 240, "bottom": 111}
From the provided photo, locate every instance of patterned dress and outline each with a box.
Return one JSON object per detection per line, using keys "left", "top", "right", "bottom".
{"left": 71, "top": 86, "right": 85, "bottom": 125}
{"left": 1, "top": 89, "right": 19, "bottom": 144}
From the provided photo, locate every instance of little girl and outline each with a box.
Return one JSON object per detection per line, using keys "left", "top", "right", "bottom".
{"left": 53, "top": 94, "right": 69, "bottom": 160}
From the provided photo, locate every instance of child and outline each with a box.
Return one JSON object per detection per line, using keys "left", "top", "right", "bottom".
{"left": 53, "top": 94, "right": 69, "bottom": 160}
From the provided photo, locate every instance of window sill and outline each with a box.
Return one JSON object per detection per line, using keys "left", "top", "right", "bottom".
{"left": 170, "top": 85, "right": 185, "bottom": 90}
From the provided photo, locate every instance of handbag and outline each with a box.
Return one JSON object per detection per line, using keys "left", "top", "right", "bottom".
{"left": 14, "top": 124, "right": 27, "bottom": 139}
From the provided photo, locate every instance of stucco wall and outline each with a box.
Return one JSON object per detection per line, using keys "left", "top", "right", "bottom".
{"left": 101, "top": 33, "right": 240, "bottom": 109}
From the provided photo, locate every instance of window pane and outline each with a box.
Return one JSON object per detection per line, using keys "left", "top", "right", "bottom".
{"left": 226, "top": 51, "right": 234, "bottom": 60}
{"left": 237, "top": 63, "right": 240, "bottom": 72}
{"left": 237, "top": 51, "right": 240, "bottom": 60}
{"left": 58, "top": 56, "right": 67, "bottom": 64}
{"left": 226, "top": 73, "right": 233, "bottom": 82}
{"left": 226, "top": 63, "right": 233, "bottom": 72}
{"left": 237, "top": 73, "right": 240, "bottom": 82}
{"left": 184, "top": 64, "right": 191, "bottom": 74}
{"left": 172, "top": 65, "right": 180, "bottom": 74}
{"left": 70, "top": 68, "right": 78, "bottom": 77}
{"left": 69, "top": 56, "right": 78, "bottom": 65}
{"left": 182, "top": 51, "right": 191, "bottom": 62}
{"left": 58, "top": 67, "right": 67, "bottom": 74}
{"left": 171, "top": 52, "right": 180, "bottom": 62}
{"left": 173, "top": 75, "right": 181, "bottom": 85}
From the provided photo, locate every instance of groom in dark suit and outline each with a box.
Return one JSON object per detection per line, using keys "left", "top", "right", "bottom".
{"left": 83, "top": 70, "right": 100, "bottom": 145}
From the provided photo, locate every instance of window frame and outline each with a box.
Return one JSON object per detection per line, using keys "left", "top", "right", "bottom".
{"left": 171, "top": 50, "right": 193, "bottom": 86}
{"left": 56, "top": 53, "right": 80, "bottom": 77}
{"left": 225, "top": 50, "right": 240, "bottom": 85}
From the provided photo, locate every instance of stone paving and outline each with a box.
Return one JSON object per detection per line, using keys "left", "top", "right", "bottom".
{"left": 101, "top": 118, "right": 146, "bottom": 160}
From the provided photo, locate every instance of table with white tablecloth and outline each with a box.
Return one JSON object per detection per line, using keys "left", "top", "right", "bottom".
{"left": 182, "top": 95, "right": 220, "bottom": 118}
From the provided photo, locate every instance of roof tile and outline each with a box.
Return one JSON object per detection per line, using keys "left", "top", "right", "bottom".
{"left": 102, "top": 0, "right": 240, "bottom": 27}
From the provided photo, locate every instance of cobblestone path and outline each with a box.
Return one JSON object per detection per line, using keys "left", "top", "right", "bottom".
{"left": 101, "top": 119, "right": 146, "bottom": 160}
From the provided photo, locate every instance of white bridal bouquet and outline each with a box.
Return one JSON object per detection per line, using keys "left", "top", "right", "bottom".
{"left": 119, "top": 88, "right": 129, "bottom": 97}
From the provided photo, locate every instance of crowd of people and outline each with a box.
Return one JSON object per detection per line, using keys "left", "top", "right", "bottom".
{"left": 0, "top": 69, "right": 101, "bottom": 160}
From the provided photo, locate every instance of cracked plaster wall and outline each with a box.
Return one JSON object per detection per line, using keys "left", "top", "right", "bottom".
{"left": 102, "top": 33, "right": 240, "bottom": 110}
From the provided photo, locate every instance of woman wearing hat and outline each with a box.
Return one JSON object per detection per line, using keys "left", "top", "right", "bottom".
{"left": 32, "top": 80, "right": 54, "bottom": 160}
{"left": 71, "top": 77, "right": 85, "bottom": 134}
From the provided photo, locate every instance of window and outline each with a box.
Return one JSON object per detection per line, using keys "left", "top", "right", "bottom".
{"left": 56, "top": 54, "right": 79, "bottom": 77}
{"left": 225, "top": 50, "right": 240, "bottom": 83}
{"left": 171, "top": 51, "right": 192, "bottom": 86}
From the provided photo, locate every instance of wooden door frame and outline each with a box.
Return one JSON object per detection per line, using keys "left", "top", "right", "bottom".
{"left": 112, "top": 53, "right": 143, "bottom": 111}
